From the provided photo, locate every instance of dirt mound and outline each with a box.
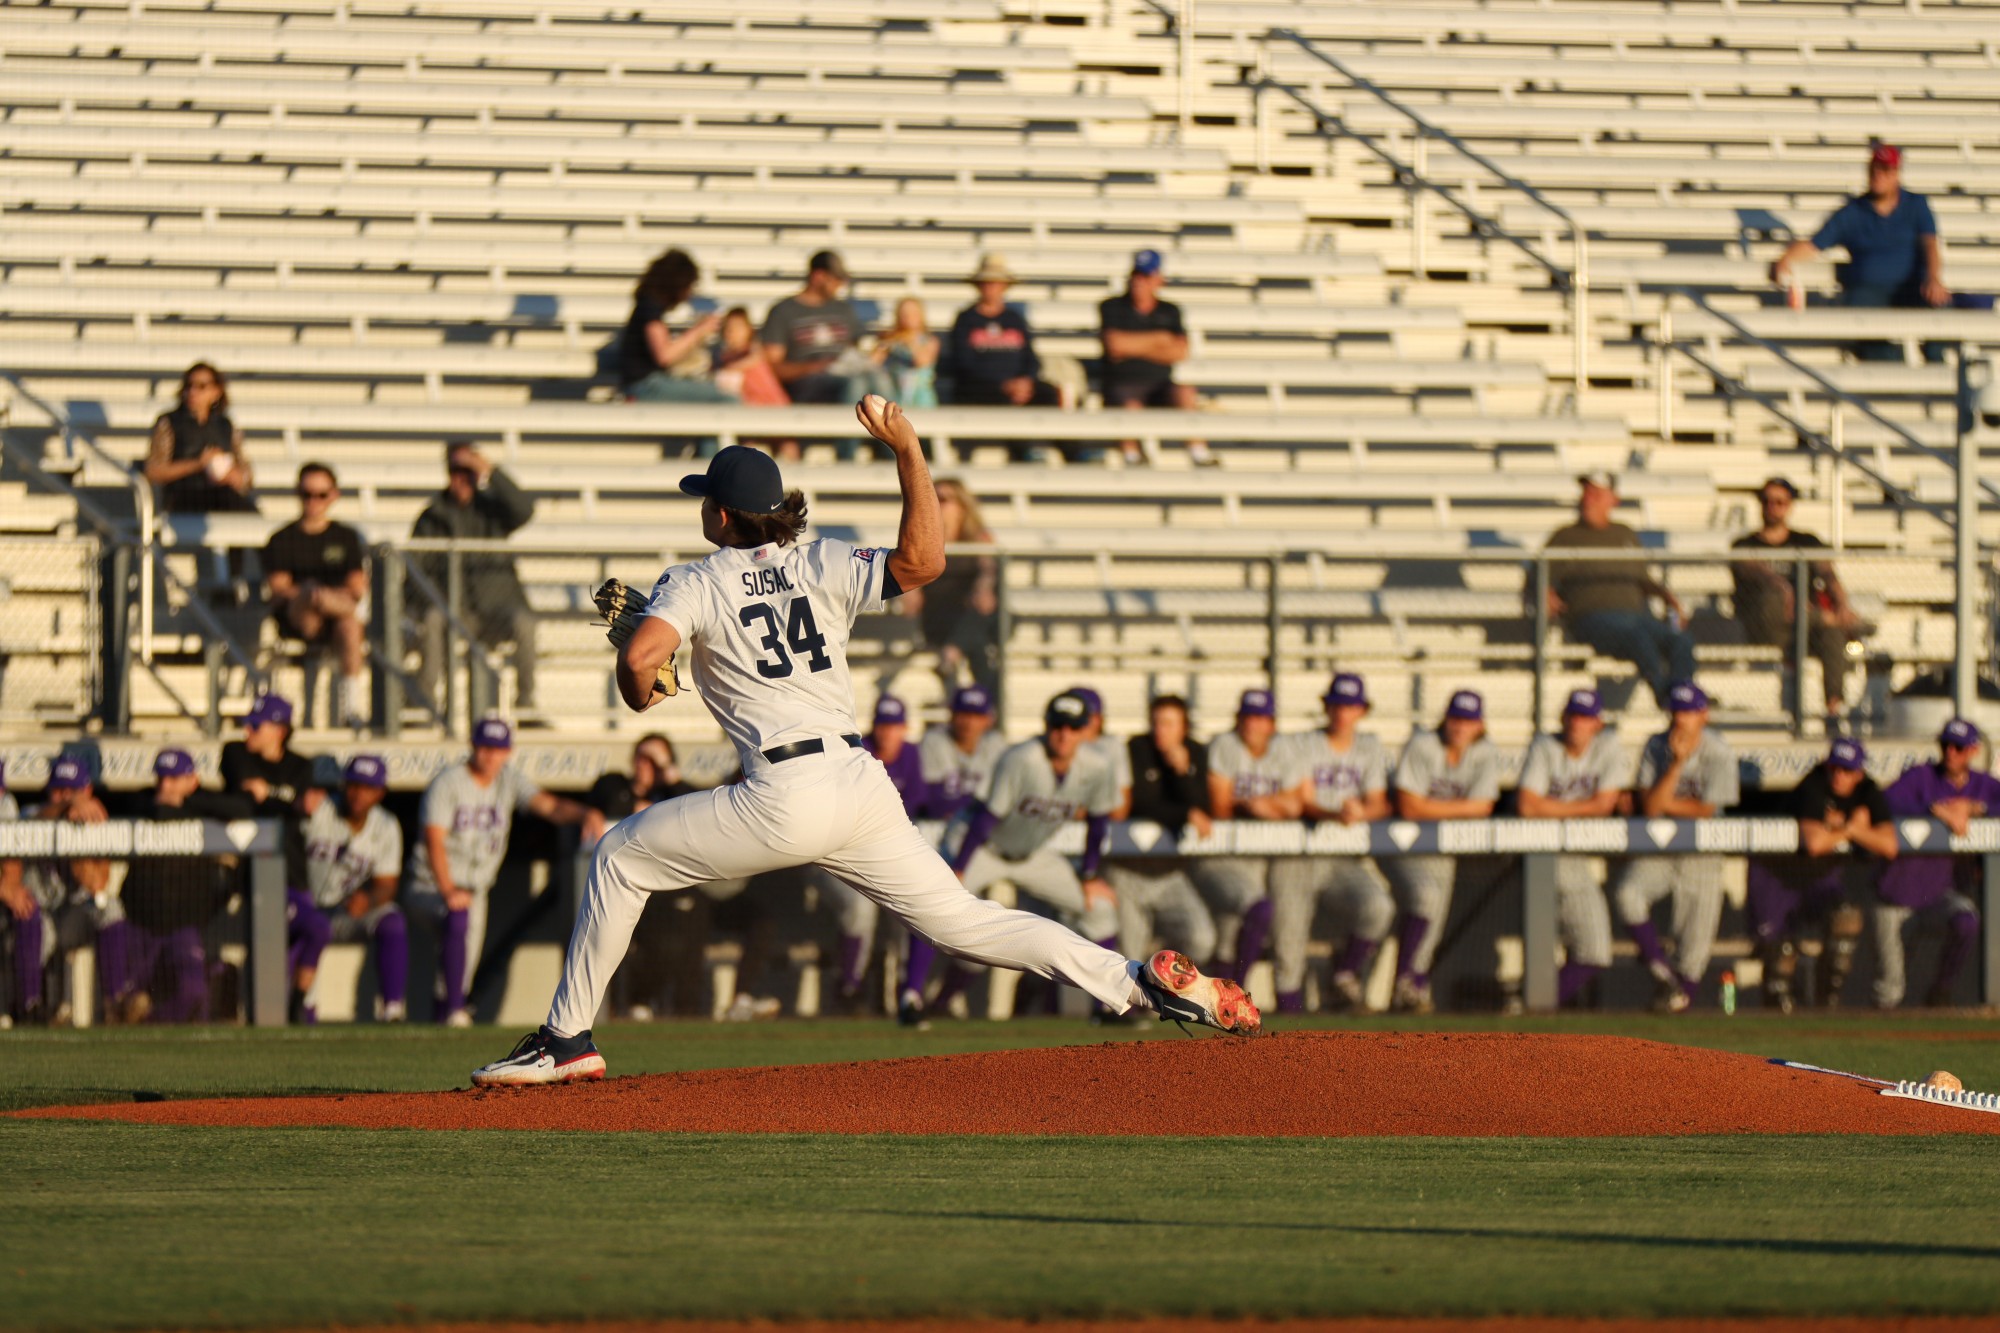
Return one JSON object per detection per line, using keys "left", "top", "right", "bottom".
{"left": 19, "top": 1032, "right": 1997, "bottom": 1136}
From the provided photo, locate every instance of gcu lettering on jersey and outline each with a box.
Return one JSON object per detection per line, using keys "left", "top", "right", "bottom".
{"left": 453, "top": 807, "right": 508, "bottom": 832}
{"left": 1015, "top": 795, "right": 1080, "bottom": 821}
{"left": 741, "top": 568, "right": 796, "bottom": 598}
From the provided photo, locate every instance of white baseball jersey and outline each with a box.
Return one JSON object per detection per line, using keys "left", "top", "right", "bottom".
{"left": 1394, "top": 731, "right": 1503, "bottom": 803}
{"left": 1519, "top": 731, "right": 1634, "bottom": 804}
{"left": 303, "top": 798, "right": 404, "bottom": 910}
{"left": 405, "top": 763, "right": 540, "bottom": 898}
{"left": 918, "top": 728, "right": 1007, "bottom": 812}
{"left": 1636, "top": 729, "right": 1740, "bottom": 810}
{"left": 979, "top": 739, "right": 1118, "bottom": 861}
{"left": 1209, "top": 730, "right": 1296, "bottom": 803}
{"left": 1282, "top": 730, "right": 1390, "bottom": 810}
{"left": 644, "top": 536, "right": 891, "bottom": 767}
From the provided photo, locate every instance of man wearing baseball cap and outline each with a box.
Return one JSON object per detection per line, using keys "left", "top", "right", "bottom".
{"left": 1386, "top": 690, "right": 1503, "bottom": 1014}
{"left": 1193, "top": 688, "right": 1298, "bottom": 989}
{"left": 918, "top": 685, "right": 1005, "bottom": 823}
{"left": 1875, "top": 718, "right": 1999, "bottom": 1008}
{"left": 1770, "top": 141, "right": 1951, "bottom": 361}
{"left": 1544, "top": 473, "right": 1695, "bottom": 711}
{"left": 1109, "top": 695, "right": 1220, "bottom": 990}
{"left": 404, "top": 718, "right": 604, "bottom": 1026}
{"left": 759, "top": 249, "right": 892, "bottom": 458}
{"left": 410, "top": 441, "right": 539, "bottom": 716}
{"left": 299, "top": 755, "right": 411, "bottom": 1022}
{"left": 1098, "top": 249, "right": 1214, "bottom": 467}
{"left": 14, "top": 757, "right": 129, "bottom": 1026}
{"left": 1613, "top": 681, "right": 1740, "bottom": 1012}
{"left": 221, "top": 693, "right": 323, "bottom": 891}
{"left": 1267, "top": 673, "right": 1394, "bottom": 1014}
{"left": 1068, "top": 686, "right": 1133, "bottom": 821}
{"left": 1517, "top": 689, "right": 1634, "bottom": 1008}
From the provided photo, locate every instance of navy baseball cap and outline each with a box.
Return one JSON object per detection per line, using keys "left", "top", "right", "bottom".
{"left": 681, "top": 445, "right": 786, "bottom": 515}
{"left": 1045, "top": 692, "right": 1091, "bottom": 730}
{"left": 1323, "top": 672, "right": 1368, "bottom": 707}
{"left": 1563, "top": 688, "right": 1604, "bottom": 719}
{"left": 153, "top": 748, "right": 196, "bottom": 779}
{"left": 1942, "top": 717, "right": 1982, "bottom": 749}
{"left": 1067, "top": 686, "right": 1105, "bottom": 718}
{"left": 472, "top": 717, "right": 513, "bottom": 751}
{"left": 1131, "top": 248, "right": 1164, "bottom": 277}
{"left": 344, "top": 754, "right": 389, "bottom": 789}
{"left": 242, "top": 694, "right": 294, "bottom": 729}
{"left": 1667, "top": 680, "right": 1709, "bottom": 713}
{"left": 950, "top": 684, "right": 995, "bottom": 716}
{"left": 1445, "top": 690, "right": 1484, "bottom": 721}
{"left": 1829, "top": 737, "right": 1868, "bottom": 771}
{"left": 1237, "top": 688, "right": 1276, "bottom": 718}
{"left": 48, "top": 756, "right": 90, "bottom": 790}
{"left": 873, "top": 695, "right": 908, "bottom": 725}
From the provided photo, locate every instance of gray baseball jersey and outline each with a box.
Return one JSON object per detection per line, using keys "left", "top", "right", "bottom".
{"left": 0, "top": 792, "right": 15, "bottom": 823}
{"left": 1209, "top": 730, "right": 1295, "bottom": 802}
{"left": 1636, "top": 730, "right": 1741, "bottom": 809}
{"left": 1282, "top": 730, "right": 1390, "bottom": 810}
{"left": 1084, "top": 735, "right": 1133, "bottom": 799}
{"left": 404, "top": 763, "right": 541, "bottom": 898}
{"left": 1394, "top": 731, "right": 1503, "bottom": 802}
{"left": 303, "top": 798, "right": 404, "bottom": 910}
{"left": 980, "top": 739, "right": 1117, "bottom": 861}
{"left": 918, "top": 728, "right": 1007, "bottom": 812}
{"left": 1519, "top": 731, "right": 1634, "bottom": 804}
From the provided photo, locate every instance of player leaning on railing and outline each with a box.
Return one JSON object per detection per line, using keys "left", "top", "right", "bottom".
{"left": 472, "top": 398, "right": 1260, "bottom": 1086}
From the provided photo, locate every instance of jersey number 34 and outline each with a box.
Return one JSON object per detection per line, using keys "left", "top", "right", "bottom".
{"left": 739, "top": 597, "right": 832, "bottom": 679}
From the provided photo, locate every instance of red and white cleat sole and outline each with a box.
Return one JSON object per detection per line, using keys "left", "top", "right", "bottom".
{"left": 1142, "top": 950, "right": 1263, "bottom": 1036}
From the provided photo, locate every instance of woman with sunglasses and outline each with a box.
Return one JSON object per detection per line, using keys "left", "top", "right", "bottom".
{"left": 144, "top": 362, "right": 255, "bottom": 513}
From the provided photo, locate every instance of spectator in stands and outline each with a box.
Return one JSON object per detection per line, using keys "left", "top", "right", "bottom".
{"left": 1199, "top": 688, "right": 1297, "bottom": 985}
{"left": 1109, "top": 694, "right": 1219, "bottom": 976}
{"left": 872, "top": 297, "right": 940, "bottom": 409}
{"left": 1545, "top": 471, "right": 1694, "bottom": 711}
{"left": 263, "top": 462, "right": 369, "bottom": 730}
{"left": 299, "top": 754, "right": 409, "bottom": 1023}
{"left": 125, "top": 748, "right": 255, "bottom": 1023}
{"left": 712, "top": 307, "right": 791, "bottom": 406}
{"left": 1270, "top": 672, "right": 1395, "bottom": 1015}
{"left": 1, "top": 762, "right": 41, "bottom": 1025}
{"left": 1516, "top": 689, "right": 1633, "bottom": 1009}
{"left": 1615, "top": 681, "right": 1739, "bottom": 1013}
{"left": 145, "top": 362, "right": 255, "bottom": 514}
{"left": 1732, "top": 477, "right": 1865, "bottom": 730}
{"left": 946, "top": 253, "right": 1064, "bottom": 435}
{"left": 1098, "top": 250, "right": 1215, "bottom": 468}
{"left": 616, "top": 249, "right": 731, "bottom": 405}
{"left": 403, "top": 718, "right": 602, "bottom": 1026}
{"left": 1875, "top": 718, "right": 1997, "bottom": 1009}
{"left": 917, "top": 684, "right": 1005, "bottom": 821}
{"left": 410, "top": 442, "right": 539, "bottom": 717}
{"left": 585, "top": 734, "right": 702, "bottom": 1021}
{"left": 1769, "top": 142, "right": 1950, "bottom": 362}
{"left": 1385, "top": 690, "right": 1502, "bottom": 1015}
{"left": 900, "top": 479, "right": 1000, "bottom": 694}
{"left": 21, "top": 758, "right": 134, "bottom": 1026}
{"left": 760, "top": 250, "right": 892, "bottom": 460}
{"left": 1748, "top": 737, "right": 1892, "bottom": 1013}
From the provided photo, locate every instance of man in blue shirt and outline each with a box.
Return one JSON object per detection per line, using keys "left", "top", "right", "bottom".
{"left": 1769, "top": 143, "right": 1950, "bottom": 362}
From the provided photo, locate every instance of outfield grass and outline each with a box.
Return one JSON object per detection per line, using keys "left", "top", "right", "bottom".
{"left": 4, "top": 1016, "right": 1998, "bottom": 1326}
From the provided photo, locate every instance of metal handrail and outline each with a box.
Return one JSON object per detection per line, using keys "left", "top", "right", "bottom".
{"left": 1251, "top": 29, "right": 1590, "bottom": 407}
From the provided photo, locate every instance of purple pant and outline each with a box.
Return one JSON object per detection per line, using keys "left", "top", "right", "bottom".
{"left": 440, "top": 907, "right": 471, "bottom": 1016}
{"left": 9, "top": 910, "right": 44, "bottom": 1017}
{"left": 132, "top": 925, "right": 208, "bottom": 1022}
{"left": 329, "top": 906, "right": 411, "bottom": 1008}
{"left": 286, "top": 889, "right": 331, "bottom": 978}
{"left": 1746, "top": 862, "right": 1847, "bottom": 945}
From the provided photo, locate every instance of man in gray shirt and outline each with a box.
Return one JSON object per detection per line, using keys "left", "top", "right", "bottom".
{"left": 404, "top": 718, "right": 602, "bottom": 1026}
{"left": 1517, "top": 689, "right": 1633, "bottom": 1008}
{"left": 1201, "top": 688, "right": 1301, "bottom": 986}
{"left": 1544, "top": 472, "right": 1694, "bottom": 710}
{"left": 1386, "top": 690, "right": 1503, "bottom": 1014}
{"left": 302, "top": 754, "right": 410, "bottom": 1022}
{"left": 758, "top": 250, "right": 892, "bottom": 461}
{"left": 1613, "top": 681, "right": 1740, "bottom": 1012}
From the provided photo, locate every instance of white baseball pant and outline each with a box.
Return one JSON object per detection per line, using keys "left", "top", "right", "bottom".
{"left": 1107, "top": 862, "right": 1217, "bottom": 964}
{"left": 403, "top": 885, "right": 488, "bottom": 997}
{"left": 548, "top": 744, "right": 1138, "bottom": 1036}
{"left": 1554, "top": 856, "right": 1615, "bottom": 969}
{"left": 1871, "top": 891, "right": 1978, "bottom": 1009}
{"left": 1384, "top": 854, "right": 1455, "bottom": 975}
{"left": 1613, "top": 855, "right": 1725, "bottom": 981}
{"left": 1267, "top": 856, "right": 1393, "bottom": 993}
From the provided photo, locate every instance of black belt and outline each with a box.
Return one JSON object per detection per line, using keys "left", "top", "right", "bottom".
{"left": 762, "top": 734, "right": 863, "bottom": 764}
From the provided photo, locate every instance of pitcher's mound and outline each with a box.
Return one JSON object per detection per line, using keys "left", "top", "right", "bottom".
{"left": 20, "top": 1032, "right": 1996, "bottom": 1136}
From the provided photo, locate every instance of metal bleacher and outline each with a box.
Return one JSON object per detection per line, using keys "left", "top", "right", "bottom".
{"left": 2, "top": 0, "right": 1994, "bottom": 743}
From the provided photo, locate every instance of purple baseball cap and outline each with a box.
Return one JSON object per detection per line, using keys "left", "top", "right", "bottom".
{"left": 1667, "top": 680, "right": 1709, "bottom": 713}
{"left": 1828, "top": 737, "right": 1867, "bottom": 771}
{"left": 873, "top": 695, "right": 908, "bottom": 726}
{"left": 1237, "top": 688, "right": 1276, "bottom": 718}
{"left": 950, "top": 685, "right": 995, "bottom": 716}
{"left": 1444, "top": 690, "right": 1483, "bottom": 721}
{"left": 1067, "top": 686, "right": 1105, "bottom": 718}
{"left": 1563, "top": 688, "right": 1603, "bottom": 719}
{"left": 242, "top": 693, "right": 294, "bottom": 730}
{"left": 1323, "top": 672, "right": 1368, "bottom": 707}
{"left": 1131, "top": 248, "right": 1165, "bottom": 277}
{"left": 48, "top": 756, "right": 90, "bottom": 790}
{"left": 153, "top": 748, "right": 196, "bottom": 779}
{"left": 1941, "top": 717, "right": 1982, "bottom": 749}
{"left": 472, "top": 717, "right": 513, "bottom": 751}
{"left": 344, "top": 754, "right": 389, "bottom": 789}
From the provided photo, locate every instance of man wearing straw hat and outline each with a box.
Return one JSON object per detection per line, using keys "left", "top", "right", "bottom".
{"left": 945, "top": 252, "right": 1063, "bottom": 411}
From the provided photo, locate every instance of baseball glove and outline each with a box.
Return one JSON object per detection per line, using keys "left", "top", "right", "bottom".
{"left": 593, "top": 577, "right": 679, "bottom": 697}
